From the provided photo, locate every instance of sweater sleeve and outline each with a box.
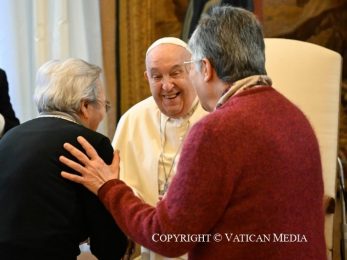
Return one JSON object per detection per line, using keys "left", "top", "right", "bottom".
{"left": 98, "top": 118, "right": 236, "bottom": 257}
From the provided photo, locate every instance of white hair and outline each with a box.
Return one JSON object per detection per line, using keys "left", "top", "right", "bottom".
{"left": 34, "top": 58, "right": 102, "bottom": 118}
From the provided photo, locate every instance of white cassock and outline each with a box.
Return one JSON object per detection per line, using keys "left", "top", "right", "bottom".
{"left": 112, "top": 96, "right": 208, "bottom": 260}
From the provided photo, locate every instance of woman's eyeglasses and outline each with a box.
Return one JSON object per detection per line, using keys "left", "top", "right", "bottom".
{"left": 97, "top": 99, "right": 111, "bottom": 112}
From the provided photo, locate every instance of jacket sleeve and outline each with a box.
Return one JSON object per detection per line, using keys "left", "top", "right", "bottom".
{"left": 0, "top": 69, "right": 20, "bottom": 135}
{"left": 82, "top": 136, "right": 128, "bottom": 259}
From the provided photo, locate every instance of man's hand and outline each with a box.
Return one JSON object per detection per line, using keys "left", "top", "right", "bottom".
{"left": 59, "top": 136, "right": 120, "bottom": 195}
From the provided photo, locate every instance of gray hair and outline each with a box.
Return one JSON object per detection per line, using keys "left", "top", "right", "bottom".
{"left": 188, "top": 5, "right": 266, "bottom": 83}
{"left": 34, "top": 58, "right": 102, "bottom": 118}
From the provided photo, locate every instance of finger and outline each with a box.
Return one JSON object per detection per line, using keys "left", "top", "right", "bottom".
{"left": 59, "top": 155, "right": 88, "bottom": 175}
{"left": 77, "top": 136, "right": 100, "bottom": 160}
{"left": 63, "top": 142, "right": 90, "bottom": 165}
{"left": 61, "top": 171, "right": 84, "bottom": 184}
{"left": 110, "top": 150, "right": 120, "bottom": 179}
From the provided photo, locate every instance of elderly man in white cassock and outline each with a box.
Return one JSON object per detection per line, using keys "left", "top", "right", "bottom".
{"left": 112, "top": 37, "right": 208, "bottom": 260}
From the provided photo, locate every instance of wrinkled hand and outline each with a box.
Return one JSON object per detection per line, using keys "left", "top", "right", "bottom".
{"left": 59, "top": 136, "right": 119, "bottom": 195}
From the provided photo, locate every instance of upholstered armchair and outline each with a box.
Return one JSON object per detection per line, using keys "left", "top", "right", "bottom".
{"left": 264, "top": 38, "right": 343, "bottom": 260}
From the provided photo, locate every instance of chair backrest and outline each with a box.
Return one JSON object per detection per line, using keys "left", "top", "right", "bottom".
{"left": 264, "top": 38, "right": 342, "bottom": 257}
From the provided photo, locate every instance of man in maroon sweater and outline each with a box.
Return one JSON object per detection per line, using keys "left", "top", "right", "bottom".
{"left": 60, "top": 5, "right": 326, "bottom": 260}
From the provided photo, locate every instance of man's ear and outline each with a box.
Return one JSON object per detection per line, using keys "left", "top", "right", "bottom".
{"left": 79, "top": 100, "right": 89, "bottom": 120}
{"left": 201, "top": 58, "right": 213, "bottom": 82}
{"left": 144, "top": 71, "right": 149, "bottom": 81}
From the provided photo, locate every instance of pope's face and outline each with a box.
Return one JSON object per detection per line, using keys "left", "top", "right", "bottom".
{"left": 145, "top": 44, "right": 196, "bottom": 118}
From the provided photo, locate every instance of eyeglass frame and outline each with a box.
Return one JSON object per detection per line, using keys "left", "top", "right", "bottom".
{"left": 183, "top": 59, "right": 203, "bottom": 71}
{"left": 96, "top": 99, "right": 111, "bottom": 112}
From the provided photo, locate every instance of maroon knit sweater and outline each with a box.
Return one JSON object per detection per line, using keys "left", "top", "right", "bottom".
{"left": 99, "top": 86, "right": 326, "bottom": 260}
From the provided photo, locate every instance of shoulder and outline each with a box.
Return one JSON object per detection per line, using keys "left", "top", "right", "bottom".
{"left": 63, "top": 122, "right": 114, "bottom": 164}
{"left": 122, "top": 96, "right": 157, "bottom": 117}
{"left": 117, "top": 96, "right": 159, "bottom": 126}
{"left": 80, "top": 126, "right": 110, "bottom": 143}
{"left": 186, "top": 90, "right": 265, "bottom": 142}
{"left": 79, "top": 126, "right": 112, "bottom": 146}
{"left": 185, "top": 111, "right": 226, "bottom": 149}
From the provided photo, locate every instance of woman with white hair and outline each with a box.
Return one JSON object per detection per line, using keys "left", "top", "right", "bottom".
{"left": 0, "top": 58, "right": 127, "bottom": 260}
